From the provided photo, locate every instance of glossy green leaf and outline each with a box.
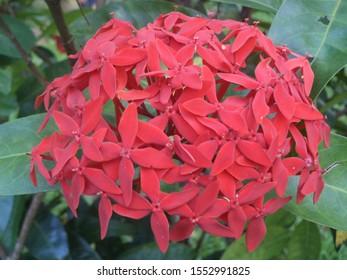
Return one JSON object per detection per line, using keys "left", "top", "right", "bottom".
{"left": 118, "top": 242, "right": 195, "bottom": 260}
{"left": 221, "top": 226, "right": 291, "bottom": 260}
{"left": 70, "top": 0, "right": 204, "bottom": 47}
{"left": 26, "top": 212, "right": 69, "bottom": 260}
{"left": 211, "top": 0, "right": 283, "bottom": 13}
{"left": 287, "top": 220, "right": 321, "bottom": 259}
{"left": 0, "top": 14, "right": 36, "bottom": 58}
{"left": 0, "top": 114, "right": 59, "bottom": 196}
{"left": 269, "top": 0, "right": 347, "bottom": 98}
{"left": 284, "top": 133, "right": 347, "bottom": 231}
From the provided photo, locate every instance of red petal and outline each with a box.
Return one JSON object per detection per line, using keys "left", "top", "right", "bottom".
{"left": 283, "top": 157, "right": 306, "bottom": 175}
{"left": 98, "top": 41, "right": 115, "bottom": 58}
{"left": 272, "top": 158, "right": 289, "bottom": 197}
{"left": 227, "top": 163, "right": 261, "bottom": 181}
{"left": 52, "top": 140, "right": 79, "bottom": 176}
{"left": 252, "top": 88, "right": 269, "bottom": 123}
{"left": 88, "top": 72, "right": 100, "bottom": 100}
{"left": 197, "top": 217, "right": 234, "bottom": 238}
{"left": 137, "top": 121, "right": 169, "bottom": 146}
{"left": 156, "top": 38, "right": 177, "bottom": 69}
{"left": 119, "top": 102, "right": 138, "bottom": 149}
{"left": 161, "top": 187, "right": 200, "bottom": 211}
{"left": 118, "top": 157, "right": 135, "bottom": 206}
{"left": 82, "top": 38, "right": 99, "bottom": 61}
{"left": 113, "top": 204, "right": 151, "bottom": 219}
{"left": 237, "top": 139, "right": 272, "bottom": 166}
{"left": 246, "top": 216, "right": 266, "bottom": 252}
{"left": 218, "top": 73, "right": 260, "bottom": 89}
{"left": 294, "top": 103, "right": 323, "bottom": 120}
{"left": 301, "top": 170, "right": 319, "bottom": 195}
{"left": 98, "top": 194, "right": 113, "bottom": 239}
{"left": 71, "top": 174, "right": 85, "bottom": 210}
{"left": 101, "top": 61, "right": 117, "bottom": 99}
{"left": 179, "top": 70, "right": 202, "bottom": 90}
{"left": 81, "top": 98, "right": 104, "bottom": 134}
{"left": 53, "top": 111, "right": 79, "bottom": 137}
{"left": 110, "top": 48, "right": 147, "bottom": 66}
{"left": 219, "top": 109, "right": 248, "bottom": 133}
{"left": 175, "top": 44, "right": 195, "bottom": 65}
{"left": 193, "top": 182, "right": 218, "bottom": 216}
{"left": 197, "top": 45, "right": 230, "bottom": 72}
{"left": 80, "top": 136, "right": 103, "bottom": 162}
{"left": 182, "top": 98, "right": 216, "bottom": 116}
{"left": 274, "top": 82, "right": 295, "bottom": 120}
{"left": 131, "top": 147, "right": 175, "bottom": 169}
{"left": 303, "top": 60, "right": 314, "bottom": 96}
{"left": 238, "top": 181, "right": 276, "bottom": 204}
{"left": 140, "top": 168, "right": 160, "bottom": 203}
{"left": 170, "top": 218, "right": 195, "bottom": 242}
{"left": 83, "top": 167, "right": 122, "bottom": 195}
{"left": 233, "top": 35, "right": 257, "bottom": 65}
{"left": 118, "top": 89, "right": 156, "bottom": 101}
{"left": 211, "top": 141, "right": 236, "bottom": 175}
{"left": 99, "top": 142, "right": 122, "bottom": 161}
{"left": 263, "top": 197, "right": 291, "bottom": 215}
{"left": 151, "top": 210, "right": 169, "bottom": 253}
{"left": 227, "top": 206, "right": 247, "bottom": 239}
{"left": 232, "top": 28, "right": 256, "bottom": 53}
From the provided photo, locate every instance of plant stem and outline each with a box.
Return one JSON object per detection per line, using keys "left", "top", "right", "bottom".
{"left": 10, "top": 193, "right": 45, "bottom": 260}
{"left": 0, "top": 16, "right": 48, "bottom": 88}
{"left": 44, "top": 0, "right": 77, "bottom": 66}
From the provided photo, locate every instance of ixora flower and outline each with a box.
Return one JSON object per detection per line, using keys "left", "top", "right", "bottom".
{"left": 30, "top": 12, "right": 330, "bottom": 253}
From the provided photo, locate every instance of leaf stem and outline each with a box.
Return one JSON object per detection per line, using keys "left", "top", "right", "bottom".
{"left": 0, "top": 16, "right": 48, "bottom": 88}
{"left": 10, "top": 193, "right": 45, "bottom": 260}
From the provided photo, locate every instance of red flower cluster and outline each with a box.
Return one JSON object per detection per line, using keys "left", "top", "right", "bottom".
{"left": 30, "top": 12, "right": 330, "bottom": 252}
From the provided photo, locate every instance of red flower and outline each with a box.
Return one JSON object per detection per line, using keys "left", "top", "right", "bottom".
{"left": 30, "top": 12, "right": 329, "bottom": 253}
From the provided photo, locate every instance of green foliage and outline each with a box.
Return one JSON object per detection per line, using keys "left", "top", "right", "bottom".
{"left": 26, "top": 212, "right": 69, "bottom": 260}
{"left": 0, "top": 0, "right": 346, "bottom": 260}
{"left": 283, "top": 133, "right": 347, "bottom": 231}
{"left": 287, "top": 220, "right": 321, "bottom": 259}
{"left": 0, "top": 114, "right": 59, "bottom": 196}
{"left": 0, "top": 14, "right": 36, "bottom": 58}
{"left": 269, "top": 0, "right": 347, "bottom": 98}
{"left": 221, "top": 226, "right": 292, "bottom": 260}
{"left": 211, "top": 0, "right": 283, "bottom": 13}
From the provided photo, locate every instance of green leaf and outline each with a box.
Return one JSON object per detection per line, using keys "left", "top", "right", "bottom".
{"left": 0, "top": 67, "right": 11, "bottom": 95}
{"left": 210, "top": 0, "right": 283, "bottom": 13}
{"left": 0, "top": 196, "right": 26, "bottom": 252}
{"left": 0, "top": 114, "right": 60, "bottom": 196}
{"left": 338, "top": 244, "right": 347, "bottom": 260}
{"left": 221, "top": 226, "right": 291, "bottom": 260}
{"left": 118, "top": 242, "right": 195, "bottom": 260}
{"left": 26, "top": 212, "right": 69, "bottom": 260}
{"left": 284, "top": 133, "right": 347, "bottom": 231}
{"left": 0, "top": 196, "right": 14, "bottom": 241}
{"left": 67, "top": 232, "right": 101, "bottom": 260}
{"left": 0, "top": 14, "right": 36, "bottom": 58}
{"left": 269, "top": 0, "right": 347, "bottom": 98}
{"left": 70, "top": 0, "right": 204, "bottom": 47}
{"left": 287, "top": 220, "right": 321, "bottom": 259}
